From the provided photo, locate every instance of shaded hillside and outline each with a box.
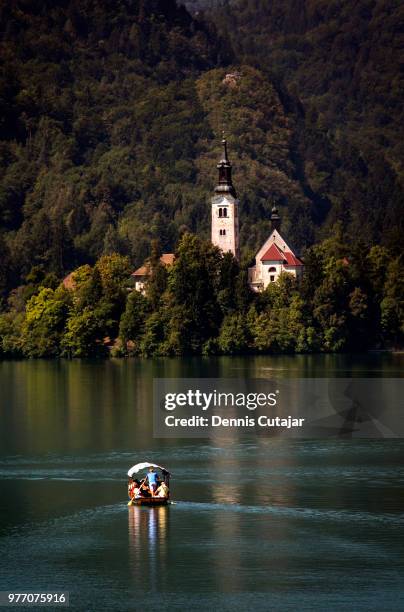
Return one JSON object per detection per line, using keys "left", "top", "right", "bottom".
{"left": 0, "top": 0, "right": 232, "bottom": 290}
{"left": 0, "top": 0, "right": 402, "bottom": 305}
{"left": 0, "top": 1, "right": 403, "bottom": 357}
{"left": 0, "top": 0, "right": 316, "bottom": 298}
{"left": 214, "top": 0, "right": 404, "bottom": 248}
{"left": 195, "top": 66, "right": 314, "bottom": 252}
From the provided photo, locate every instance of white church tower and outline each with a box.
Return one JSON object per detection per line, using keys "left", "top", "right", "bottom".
{"left": 211, "top": 137, "right": 239, "bottom": 260}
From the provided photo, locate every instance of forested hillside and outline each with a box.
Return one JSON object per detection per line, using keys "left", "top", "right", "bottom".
{"left": 182, "top": 1, "right": 227, "bottom": 12}
{"left": 0, "top": 0, "right": 402, "bottom": 356}
{"left": 0, "top": 0, "right": 233, "bottom": 293}
{"left": 214, "top": 0, "right": 403, "bottom": 248}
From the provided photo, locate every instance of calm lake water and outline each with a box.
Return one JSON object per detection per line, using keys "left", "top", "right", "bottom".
{"left": 0, "top": 355, "right": 403, "bottom": 611}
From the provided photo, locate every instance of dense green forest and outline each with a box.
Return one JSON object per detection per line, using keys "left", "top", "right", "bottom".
{"left": 1, "top": 234, "right": 401, "bottom": 357}
{"left": 213, "top": 0, "right": 403, "bottom": 247}
{"left": 0, "top": 0, "right": 402, "bottom": 357}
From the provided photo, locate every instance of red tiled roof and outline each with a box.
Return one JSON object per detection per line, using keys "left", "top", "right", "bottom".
{"left": 284, "top": 251, "right": 304, "bottom": 267}
{"left": 132, "top": 253, "right": 175, "bottom": 277}
{"left": 132, "top": 265, "right": 148, "bottom": 277}
{"left": 261, "top": 244, "right": 285, "bottom": 261}
{"left": 62, "top": 272, "right": 76, "bottom": 290}
{"left": 261, "top": 244, "right": 303, "bottom": 266}
{"left": 160, "top": 253, "right": 175, "bottom": 266}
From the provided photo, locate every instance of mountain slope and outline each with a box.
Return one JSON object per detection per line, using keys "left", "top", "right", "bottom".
{"left": 213, "top": 0, "right": 404, "bottom": 248}
{"left": 0, "top": 0, "right": 402, "bottom": 303}
{"left": 0, "top": 0, "right": 315, "bottom": 295}
{"left": 0, "top": 0, "right": 233, "bottom": 284}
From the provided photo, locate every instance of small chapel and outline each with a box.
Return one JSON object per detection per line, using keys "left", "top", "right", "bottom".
{"left": 211, "top": 138, "right": 304, "bottom": 292}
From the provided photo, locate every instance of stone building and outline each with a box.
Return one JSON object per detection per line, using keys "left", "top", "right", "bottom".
{"left": 248, "top": 206, "right": 304, "bottom": 292}
{"left": 210, "top": 137, "right": 303, "bottom": 291}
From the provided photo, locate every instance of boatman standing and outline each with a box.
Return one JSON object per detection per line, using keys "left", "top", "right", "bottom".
{"left": 146, "top": 467, "right": 159, "bottom": 496}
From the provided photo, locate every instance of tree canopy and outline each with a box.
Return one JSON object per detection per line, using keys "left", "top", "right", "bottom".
{"left": 0, "top": 0, "right": 402, "bottom": 357}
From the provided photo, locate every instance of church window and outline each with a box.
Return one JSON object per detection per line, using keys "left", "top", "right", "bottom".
{"left": 219, "top": 229, "right": 227, "bottom": 236}
{"left": 218, "top": 208, "right": 223, "bottom": 217}
{"left": 223, "top": 208, "right": 228, "bottom": 217}
{"left": 270, "top": 275, "right": 275, "bottom": 282}
{"left": 268, "top": 267, "right": 276, "bottom": 272}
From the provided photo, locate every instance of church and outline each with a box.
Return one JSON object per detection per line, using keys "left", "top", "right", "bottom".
{"left": 211, "top": 137, "right": 304, "bottom": 292}
{"left": 128, "top": 137, "right": 303, "bottom": 294}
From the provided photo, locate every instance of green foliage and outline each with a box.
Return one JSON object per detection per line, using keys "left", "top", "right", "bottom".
{"left": 248, "top": 279, "right": 314, "bottom": 354}
{"left": 167, "top": 233, "right": 222, "bottom": 351}
{"left": 0, "top": 0, "right": 403, "bottom": 358}
{"left": 20, "top": 287, "right": 70, "bottom": 357}
{"left": 145, "top": 241, "right": 168, "bottom": 310}
{"left": 2, "top": 0, "right": 401, "bottom": 295}
{"left": 217, "top": 312, "right": 248, "bottom": 354}
{"left": 61, "top": 305, "right": 109, "bottom": 358}
{"left": 1, "top": 232, "right": 403, "bottom": 358}
{"left": 95, "top": 253, "right": 131, "bottom": 306}
{"left": 0, "top": 0, "right": 232, "bottom": 289}
{"left": 0, "top": 311, "right": 24, "bottom": 357}
{"left": 119, "top": 290, "right": 149, "bottom": 351}
{"left": 380, "top": 257, "right": 404, "bottom": 345}
{"left": 196, "top": 65, "right": 313, "bottom": 252}
{"left": 212, "top": 0, "right": 404, "bottom": 248}
{"left": 139, "top": 310, "right": 167, "bottom": 358}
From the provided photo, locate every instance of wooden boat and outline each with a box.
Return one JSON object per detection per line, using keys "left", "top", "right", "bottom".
{"left": 127, "top": 461, "right": 171, "bottom": 507}
{"left": 130, "top": 496, "right": 169, "bottom": 506}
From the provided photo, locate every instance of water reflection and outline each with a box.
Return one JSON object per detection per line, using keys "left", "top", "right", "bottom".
{"left": 1, "top": 355, "right": 402, "bottom": 455}
{"left": 128, "top": 506, "right": 169, "bottom": 589}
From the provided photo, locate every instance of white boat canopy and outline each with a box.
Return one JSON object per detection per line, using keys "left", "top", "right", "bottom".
{"left": 127, "top": 462, "right": 170, "bottom": 477}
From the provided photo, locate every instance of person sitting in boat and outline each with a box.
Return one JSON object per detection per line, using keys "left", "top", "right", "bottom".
{"left": 139, "top": 478, "right": 151, "bottom": 497}
{"left": 128, "top": 478, "right": 143, "bottom": 500}
{"left": 128, "top": 477, "right": 135, "bottom": 499}
{"left": 155, "top": 481, "right": 169, "bottom": 498}
{"left": 146, "top": 467, "right": 159, "bottom": 496}
{"left": 133, "top": 479, "right": 143, "bottom": 498}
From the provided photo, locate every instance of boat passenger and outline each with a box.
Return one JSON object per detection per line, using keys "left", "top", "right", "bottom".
{"left": 132, "top": 479, "right": 143, "bottom": 498}
{"left": 155, "top": 481, "right": 169, "bottom": 498}
{"left": 128, "top": 477, "right": 135, "bottom": 499}
{"left": 146, "top": 467, "right": 159, "bottom": 496}
{"left": 139, "top": 478, "right": 151, "bottom": 497}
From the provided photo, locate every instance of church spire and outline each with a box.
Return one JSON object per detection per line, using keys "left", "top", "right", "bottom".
{"left": 270, "top": 203, "right": 281, "bottom": 232}
{"left": 215, "top": 134, "right": 237, "bottom": 198}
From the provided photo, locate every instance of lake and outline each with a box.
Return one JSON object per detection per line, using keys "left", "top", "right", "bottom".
{"left": 0, "top": 355, "right": 403, "bottom": 611}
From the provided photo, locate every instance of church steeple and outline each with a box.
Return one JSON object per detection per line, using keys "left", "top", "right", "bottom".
{"left": 215, "top": 135, "right": 237, "bottom": 198}
{"left": 270, "top": 203, "right": 281, "bottom": 232}
{"left": 211, "top": 135, "right": 239, "bottom": 260}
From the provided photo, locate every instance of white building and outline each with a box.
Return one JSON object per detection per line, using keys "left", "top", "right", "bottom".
{"left": 211, "top": 137, "right": 239, "bottom": 259}
{"left": 131, "top": 253, "right": 175, "bottom": 294}
{"left": 248, "top": 206, "right": 304, "bottom": 292}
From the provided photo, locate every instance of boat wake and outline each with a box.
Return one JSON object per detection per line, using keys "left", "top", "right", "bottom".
{"left": 173, "top": 500, "right": 404, "bottom": 526}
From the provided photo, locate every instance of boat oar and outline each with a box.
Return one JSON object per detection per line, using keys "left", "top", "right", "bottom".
{"left": 128, "top": 477, "right": 148, "bottom": 505}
